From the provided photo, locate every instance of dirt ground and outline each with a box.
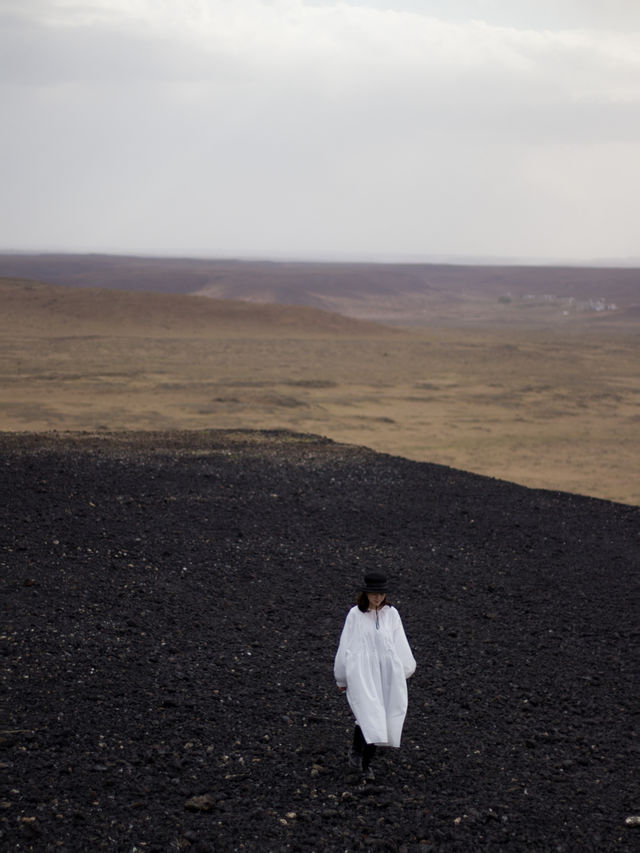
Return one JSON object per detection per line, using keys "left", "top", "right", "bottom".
{"left": 1, "top": 318, "right": 638, "bottom": 506}
{"left": 1, "top": 276, "right": 639, "bottom": 505}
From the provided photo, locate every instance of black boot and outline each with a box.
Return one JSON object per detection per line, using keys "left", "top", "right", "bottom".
{"left": 348, "top": 749, "right": 361, "bottom": 770}
{"left": 351, "top": 726, "right": 376, "bottom": 779}
{"left": 349, "top": 725, "right": 365, "bottom": 773}
{"left": 362, "top": 743, "right": 376, "bottom": 781}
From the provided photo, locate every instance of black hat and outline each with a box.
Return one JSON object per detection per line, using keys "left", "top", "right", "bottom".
{"left": 363, "top": 572, "right": 388, "bottom": 593}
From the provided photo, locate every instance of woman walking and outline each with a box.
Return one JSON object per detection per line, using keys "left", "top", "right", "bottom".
{"left": 334, "top": 572, "right": 416, "bottom": 780}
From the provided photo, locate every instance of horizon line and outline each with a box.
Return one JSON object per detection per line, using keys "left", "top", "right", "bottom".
{"left": 1, "top": 247, "right": 640, "bottom": 269}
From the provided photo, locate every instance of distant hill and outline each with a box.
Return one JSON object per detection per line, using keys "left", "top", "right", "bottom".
{"left": 0, "top": 277, "right": 389, "bottom": 338}
{"left": 1, "top": 253, "right": 638, "bottom": 326}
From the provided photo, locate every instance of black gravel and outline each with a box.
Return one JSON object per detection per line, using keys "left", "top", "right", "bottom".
{"left": 2, "top": 429, "right": 639, "bottom": 852}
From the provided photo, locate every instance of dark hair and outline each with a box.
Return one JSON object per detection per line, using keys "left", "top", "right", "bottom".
{"left": 357, "top": 591, "right": 391, "bottom": 613}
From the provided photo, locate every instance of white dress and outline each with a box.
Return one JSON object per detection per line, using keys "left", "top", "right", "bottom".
{"left": 334, "top": 605, "right": 416, "bottom": 747}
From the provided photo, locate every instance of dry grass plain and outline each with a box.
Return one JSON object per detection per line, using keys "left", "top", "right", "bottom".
{"left": 1, "top": 276, "right": 639, "bottom": 505}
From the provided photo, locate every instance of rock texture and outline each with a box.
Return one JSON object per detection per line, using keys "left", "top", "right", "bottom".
{"left": 2, "top": 429, "right": 639, "bottom": 851}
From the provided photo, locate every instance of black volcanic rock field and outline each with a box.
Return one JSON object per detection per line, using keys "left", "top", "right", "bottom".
{"left": 2, "top": 430, "right": 639, "bottom": 852}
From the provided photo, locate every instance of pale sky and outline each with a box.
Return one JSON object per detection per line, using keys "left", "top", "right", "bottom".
{"left": 2, "top": 0, "right": 639, "bottom": 262}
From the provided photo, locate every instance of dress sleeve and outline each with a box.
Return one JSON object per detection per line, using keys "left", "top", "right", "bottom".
{"left": 393, "top": 609, "right": 417, "bottom": 678}
{"left": 333, "top": 608, "right": 354, "bottom": 687}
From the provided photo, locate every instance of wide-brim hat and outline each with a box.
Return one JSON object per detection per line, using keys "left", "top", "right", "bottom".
{"left": 363, "top": 572, "right": 388, "bottom": 593}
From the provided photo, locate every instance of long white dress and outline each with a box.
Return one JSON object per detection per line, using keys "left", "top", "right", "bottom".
{"left": 334, "top": 605, "right": 416, "bottom": 747}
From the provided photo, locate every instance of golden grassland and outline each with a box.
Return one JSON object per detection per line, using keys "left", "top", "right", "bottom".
{"left": 1, "top": 277, "right": 638, "bottom": 505}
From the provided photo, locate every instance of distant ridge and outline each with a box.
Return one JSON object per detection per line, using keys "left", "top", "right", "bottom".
{"left": 0, "top": 277, "right": 390, "bottom": 338}
{"left": 1, "top": 252, "right": 638, "bottom": 327}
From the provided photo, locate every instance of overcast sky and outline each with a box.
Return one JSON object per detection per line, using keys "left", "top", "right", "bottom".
{"left": 2, "top": 0, "right": 639, "bottom": 262}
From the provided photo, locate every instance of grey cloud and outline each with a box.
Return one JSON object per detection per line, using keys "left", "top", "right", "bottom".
{"left": 1, "top": 0, "right": 639, "bottom": 259}
{"left": 0, "top": 14, "right": 246, "bottom": 86}
{"left": 341, "top": 0, "right": 640, "bottom": 30}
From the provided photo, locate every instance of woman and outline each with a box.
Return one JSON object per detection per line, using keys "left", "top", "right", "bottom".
{"left": 334, "top": 572, "right": 416, "bottom": 780}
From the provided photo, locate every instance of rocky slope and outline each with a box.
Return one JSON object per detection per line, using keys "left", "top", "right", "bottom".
{"left": 2, "top": 430, "right": 639, "bottom": 851}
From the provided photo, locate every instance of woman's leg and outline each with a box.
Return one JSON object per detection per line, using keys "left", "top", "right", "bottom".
{"left": 353, "top": 725, "right": 377, "bottom": 774}
{"left": 352, "top": 725, "right": 366, "bottom": 755}
{"left": 362, "top": 742, "right": 377, "bottom": 771}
